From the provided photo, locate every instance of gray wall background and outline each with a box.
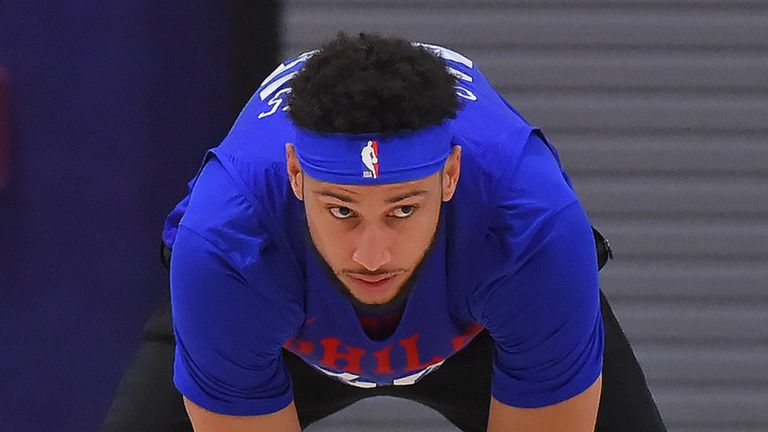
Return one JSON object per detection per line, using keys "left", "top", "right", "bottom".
{"left": 279, "top": 1, "right": 768, "bottom": 431}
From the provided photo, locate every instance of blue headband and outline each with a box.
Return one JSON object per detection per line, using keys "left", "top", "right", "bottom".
{"left": 293, "top": 120, "right": 453, "bottom": 185}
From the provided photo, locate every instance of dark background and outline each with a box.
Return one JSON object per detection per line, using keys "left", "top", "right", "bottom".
{"left": 0, "top": 2, "right": 279, "bottom": 430}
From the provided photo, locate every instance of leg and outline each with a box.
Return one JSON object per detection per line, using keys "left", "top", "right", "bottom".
{"left": 388, "top": 291, "right": 667, "bottom": 432}
{"left": 282, "top": 349, "right": 369, "bottom": 429}
{"left": 101, "top": 300, "right": 192, "bottom": 432}
{"left": 102, "top": 297, "right": 373, "bottom": 431}
{"left": 390, "top": 331, "right": 494, "bottom": 432}
{"left": 596, "top": 290, "right": 667, "bottom": 431}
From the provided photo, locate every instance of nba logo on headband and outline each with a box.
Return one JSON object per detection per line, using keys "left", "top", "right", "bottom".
{"left": 293, "top": 119, "right": 452, "bottom": 185}
{"left": 361, "top": 140, "right": 379, "bottom": 179}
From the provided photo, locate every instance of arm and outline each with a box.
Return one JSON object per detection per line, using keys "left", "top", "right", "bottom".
{"left": 171, "top": 158, "right": 305, "bottom": 423}
{"left": 480, "top": 133, "right": 604, "bottom": 429}
{"left": 488, "top": 374, "right": 602, "bottom": 432}
{"left": 184, "top": 397, "right": 301, "bottom": 432}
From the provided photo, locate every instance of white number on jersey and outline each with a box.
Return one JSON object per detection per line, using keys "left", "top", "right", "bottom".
{"left": 256, "top": 44, "right": 480, "bottom": 119}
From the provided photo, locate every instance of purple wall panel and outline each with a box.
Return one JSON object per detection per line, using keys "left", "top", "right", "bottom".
{"left": 0, "top": 2, "right": 235, "bottom": 430}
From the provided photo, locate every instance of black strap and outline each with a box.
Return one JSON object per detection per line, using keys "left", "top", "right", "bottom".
{"left": 160, "top": 241, "right": 172, "bottom": 271}
{"left": 593, "top": 226, "right": 614, "bottom": 271}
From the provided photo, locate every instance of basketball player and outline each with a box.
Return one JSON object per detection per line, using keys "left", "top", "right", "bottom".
{"left": 102, "top": 33, "right": 666, "bottom": 432}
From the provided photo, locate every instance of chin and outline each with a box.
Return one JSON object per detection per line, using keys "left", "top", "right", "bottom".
{"left": 351, "top": 292, "right": 398, "bottom": 305}
{"left": 347, "top": 286, "right": 399, "bottom": 305}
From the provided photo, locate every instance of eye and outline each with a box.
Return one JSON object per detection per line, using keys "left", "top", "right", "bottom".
{"left": 329, "top": 206, "right": 355, "bottom": 219}
{"left": 391, "top": 205, "right": 416, "bottom": 218}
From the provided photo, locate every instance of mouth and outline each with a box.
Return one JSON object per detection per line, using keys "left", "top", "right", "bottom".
{"left": 346, "top": 272, "right": 402, "bottom": 292}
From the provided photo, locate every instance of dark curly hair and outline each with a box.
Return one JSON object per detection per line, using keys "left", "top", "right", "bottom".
{"left": 287, "top": 32, "right": 459, "bottom": 134}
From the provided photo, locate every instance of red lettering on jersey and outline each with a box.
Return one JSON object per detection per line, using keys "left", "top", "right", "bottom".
{"left": 372, "top": 344, "right": 394, "bottom": 375}
{"left": 399, "top": 333, "right": 444, "bottom": 372}
{"left": 319, "top": 338, "right": 365, "bottom": 374}
{"left": 284, "top": 337, "right": 314, "bottom": 355}
{"left": 451, "top": 323, "right": 484, "bottom": 351}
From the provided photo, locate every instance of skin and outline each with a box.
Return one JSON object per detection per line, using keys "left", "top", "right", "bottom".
{"left": 285, "top": 143, "right": 462, "bottom": 305}
{"left": 184, "top": 399, "right": 301, "bottom": 432}
{"left": 184, "top": 142, "right": 602, "bottom": 431}
{"left": 488, "top": 375, "right": 602, "bottom": 432}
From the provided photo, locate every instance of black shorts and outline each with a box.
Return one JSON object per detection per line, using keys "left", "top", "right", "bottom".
{"left": 101, "top": 291, "right": 666, "bottom": 431}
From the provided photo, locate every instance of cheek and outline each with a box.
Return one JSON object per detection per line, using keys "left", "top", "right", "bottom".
{"left": 305, "top": 207, "right": 352, "bottom": 266}
{"left": 394, "top": 209, "right": 441, "bottom": 258}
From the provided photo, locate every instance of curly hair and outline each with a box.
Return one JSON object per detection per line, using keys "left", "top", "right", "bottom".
{"left": 287, "top": 32, "right": 459, "bottom": 134}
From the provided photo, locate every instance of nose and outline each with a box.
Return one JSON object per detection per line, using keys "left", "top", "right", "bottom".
{"left": 352, "top": 223, "right": 392, "bottom": 272}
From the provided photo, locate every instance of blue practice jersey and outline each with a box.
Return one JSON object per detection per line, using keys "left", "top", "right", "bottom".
{"left": 163, "top": 44, "right": 603, "bottom": 416}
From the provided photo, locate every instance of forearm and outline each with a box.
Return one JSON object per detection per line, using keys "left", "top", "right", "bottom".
{"left": 487, "top": 374, "right": 602, "bottom": 432}
{"left": 184, "top": 397, "right": 302, "bottom": 432}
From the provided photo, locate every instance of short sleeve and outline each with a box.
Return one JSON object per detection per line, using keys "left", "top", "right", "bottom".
{"left": 477, "top": 134, "right": 604, "bottom": 408}
{"left": 170, "top": 158, "right": 303, "bottom": 415}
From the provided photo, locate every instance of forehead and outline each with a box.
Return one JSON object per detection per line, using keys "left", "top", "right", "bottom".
{"left": 306, "top": 172, "right": 440, "bottom": 201}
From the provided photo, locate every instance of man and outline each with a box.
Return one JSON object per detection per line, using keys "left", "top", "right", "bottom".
{"left": 103, "top": 33, "right": 666, "bottom": 431}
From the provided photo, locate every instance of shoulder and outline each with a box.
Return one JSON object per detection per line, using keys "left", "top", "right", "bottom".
{"left": 420, "top": 43, "right": 541, "bottom": 196}
{"left": 445, "top": 130, "right": 574, "bottom": 306}
{"left": 178, "top": 155, "right": 305, "bottom": 309}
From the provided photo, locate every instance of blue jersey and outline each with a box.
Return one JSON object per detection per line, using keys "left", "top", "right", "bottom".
{"left": 164, "top": 45, "right": 603, "bottom": 416}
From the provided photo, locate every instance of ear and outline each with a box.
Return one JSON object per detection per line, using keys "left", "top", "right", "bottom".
{"left": 441, "top": 145, "right": 462, "bottom": 202}
{"left": 285, "top": 143, "right": 304, "bottom": 201}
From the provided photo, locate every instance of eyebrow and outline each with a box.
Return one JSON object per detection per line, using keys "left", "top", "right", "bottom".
{"left": 315, "top": 190, "right": 356, "bottom": 203}
{"left": 385, "top": 190, "right": 428, "bottom": 203}
{"left": 313, "top": 190, "right": 428, "bottom": 204}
